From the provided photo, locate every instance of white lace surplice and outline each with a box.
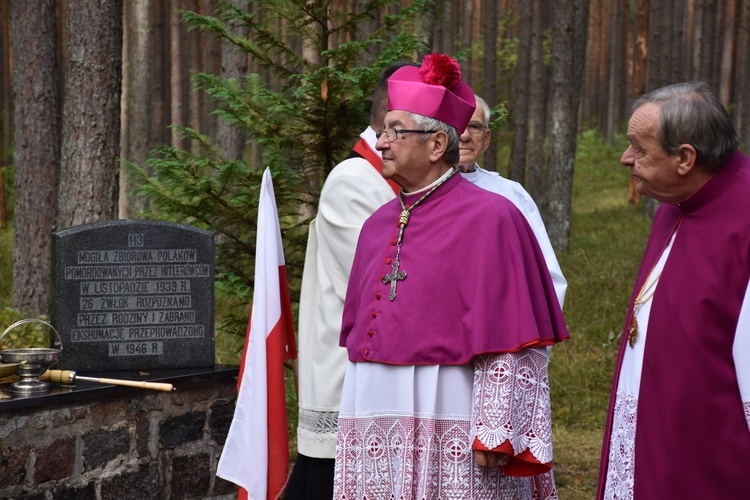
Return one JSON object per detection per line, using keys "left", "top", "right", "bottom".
{"left": 333, "top": 348, "right": 557, "bottom": 500}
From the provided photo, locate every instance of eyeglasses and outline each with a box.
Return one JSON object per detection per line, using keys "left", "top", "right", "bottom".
{"left": 464, "top": 122, "right": 487, "bottom": 136}
{"left": 375, "top": 128, "right": 439, "bottom": 143}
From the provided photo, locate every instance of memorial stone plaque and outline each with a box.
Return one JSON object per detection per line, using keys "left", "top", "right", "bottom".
{"left": 51, "top": 220, "right": 215, "bottom": 371}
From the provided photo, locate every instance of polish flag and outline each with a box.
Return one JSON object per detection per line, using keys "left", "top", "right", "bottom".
{"left": 217, "top": 167, "right": 297, "bottom": 499}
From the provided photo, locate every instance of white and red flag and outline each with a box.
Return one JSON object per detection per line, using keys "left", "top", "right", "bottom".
{"left": 217, "top": 167, "right": 297, "bottom": 499}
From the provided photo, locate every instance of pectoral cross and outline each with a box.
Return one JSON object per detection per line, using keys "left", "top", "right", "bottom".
{"left": 382, "top": 259, "right": 407, "bottom": 301}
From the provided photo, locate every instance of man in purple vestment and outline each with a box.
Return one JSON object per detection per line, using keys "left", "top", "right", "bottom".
{"left": 332, "top": 53, "right": 568, "bottom": 499}
{"left": 597, "top": 82, "right": 750, "bottom": 499}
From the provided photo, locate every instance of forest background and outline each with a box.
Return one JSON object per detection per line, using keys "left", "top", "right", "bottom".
{"left": 1, "top": 0, "right": 750, "bottom": 497}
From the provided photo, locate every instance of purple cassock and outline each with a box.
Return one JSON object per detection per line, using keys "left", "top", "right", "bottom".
{"left": 340, "top": 172, "right": 569, "bottom": 365}
{"left": 597, "top": 150, "right": 750, "bottom": 498}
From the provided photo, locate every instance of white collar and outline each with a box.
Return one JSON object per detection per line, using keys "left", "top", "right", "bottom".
{"left": 360, "top": 127, "right": 382, "bottom": 158}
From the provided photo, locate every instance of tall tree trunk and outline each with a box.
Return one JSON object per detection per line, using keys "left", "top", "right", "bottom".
{"left": 738, "top": 0, "right": 750, "bottom": 147}
{"left": 462, "top": 0, "right": 473, "bottom": 74}
{"left": 598, "top": 1, "right": 611, "bottom": 133}
{"left": 11, "top": 0, "right": 60, "bottom": 314}
{"left": 670, "top": 0, "right": 686, "bottom": 82}
{"left": 585, "top": 0, "right": 605, "bottom": 132}
{"left": 169, "top": 0, "right": 184, "bottom": 148}
{"left": 58, "top": 0, "right": 123, "bottom": 229}
{"left": 719, "top": 0, "right": 738, "bottom": 104}
{"left": 120, "top": 0, "right": 153, "bottom": 218}
{"left": 527, "top": 0, "right": 548, "bottom": 199}
{"left": 0, "top": 0, "right": 8, "bottom": 227}
{"left": 546, "top": 0, "right": 589, "bottom": 252}
{"left": 685, "top": 0, "right": 697, "bottom": 75}
{"left": 470, "top": 0, "right": 482, "bottom": 86}
{"left": 152, "top": 0, "right": 169, "bottom": 147}
{"left": 606, "top": 0, "right": 627, "bottom": 141}
{"left": 647, "top": 0, "right": 673, "bottom": 89}
{"left": 431, "top": 0, "right": 446, "bottom": 53}
{"left": 481, "top": 0, "right": 498, "bottom": 171}
{"left": 699, "top": 0, "right": 719, "bottom": 86}
{"left": 510, "top": 0, "right": 532, "bottom": 184}
{"left": 633, "top": 0, "right": 649, "bottom": 97}
{"left": 0, "top": 0, "right": 11, "bottom": 169}
{"left": 186, "top": 0, "right": 202, "bottom": 150}
{"left": 216, "top": 0, "right": 250, "bottom": 161}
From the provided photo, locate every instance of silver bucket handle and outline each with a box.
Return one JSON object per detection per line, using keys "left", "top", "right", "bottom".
{"left": 0, "top": 319, "right": 63, "bottom": 351}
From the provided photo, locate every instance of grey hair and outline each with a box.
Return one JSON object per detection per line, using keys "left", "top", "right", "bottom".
{"left": 630, "top": 81, "right": 738, "bottom": 171}
{"left": 410, "top": 113, "right": 461, "bottom": 166}
{"left": 475, "top": 95, "right": 490, "bottom": 124}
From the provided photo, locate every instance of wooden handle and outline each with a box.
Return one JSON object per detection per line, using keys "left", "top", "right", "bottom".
{"left": 79, "top": 376, "right": 175, "bottom": 392}
{"left": 40, "top": 369, "right": 75, "bottom": 383}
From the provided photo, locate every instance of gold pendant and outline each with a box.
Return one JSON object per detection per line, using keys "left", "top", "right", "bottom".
{"left": 627, "top": 316, "right": 638, "bottom": 347}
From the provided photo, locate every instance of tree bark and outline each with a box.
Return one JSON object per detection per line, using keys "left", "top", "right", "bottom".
{"left": 152, "top": 0, "right": 169, "bottom": 147}
{"left": 120, "top": 0, "right": 153, "bottom": 218}
{"left": 647, "top": 0, "right": 672, "bottom": 89}
{"left": 10, "top": 0, "right": 60, "bottom": 313}
{"left": 699, "top": 0, "right": 719, "bottom": 86}
{"left": 58, "top": 0, "right": 123, "bottom": 229}
{"left": 738, "top": 0, "right": 750, "bottom": 147}
{"left": 719, "top": 0, "right": 738, "bottom": 104}
{"left": 481, "top": 0, "right": 498, "bottom": 171}
{"left": 0, "top": 0, "right": 8, "bottom": 227}
{"left": 169, "top": 0, "right": 184, "bottom": 148}
{"left": 186, "top": 0, "right": 202, "bottom": 149}
{"left": 605, "top": 0, "right": 627, "bottom": 141}
{"left": 546, "top": 0, "right": 589, "bottom": 252}
{"left": 470, "top": 0, "right": 482, "bottom": 86}
{"left": 527, "top": 0, "right": 549, "bottom": 199}
{"left": 510, "top": 0, "right": 532, "bottom": 184}
{"left": 633, "top": 0, "right": 649, "bottom": 97}
{"left": 216, "top": 0, "right": 250, "bottom": 161}
{"left": 0, "top": 0, "right": 11, "bottom": 169}
{"left": 670, "top": 0, "right": 686, "bottom": 82}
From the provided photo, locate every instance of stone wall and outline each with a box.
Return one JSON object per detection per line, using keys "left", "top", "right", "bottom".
{"left": 0, "top": 377, "right": 238, "bottom": 499}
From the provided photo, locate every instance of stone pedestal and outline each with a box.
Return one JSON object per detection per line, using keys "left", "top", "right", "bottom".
{"left": 0, "top": 366, "right": 238, "bottom": 499}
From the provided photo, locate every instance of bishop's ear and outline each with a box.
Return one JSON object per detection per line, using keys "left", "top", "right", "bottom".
{"left": 676, "top": 144, "right": 698, "bottom": 175}
{"left": 430, "top": 130, "right": 449, "bottom": 161}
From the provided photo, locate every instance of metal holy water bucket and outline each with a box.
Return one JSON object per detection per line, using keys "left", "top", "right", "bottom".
{"left": 0, "top": 319, "right": 63, "bottom": 396}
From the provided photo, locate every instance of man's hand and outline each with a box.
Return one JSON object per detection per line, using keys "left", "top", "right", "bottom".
{"left": 473, "top": 450, "right": 505, "bottom": 467}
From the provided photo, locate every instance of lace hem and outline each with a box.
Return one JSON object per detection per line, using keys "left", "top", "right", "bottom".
{"left": 744, "top": 401, "right": 750, "bottom": 432}
{"left": 298, "top": 407, "right": 339, "bottom": 436}
{"left": 603, "top": 390, "right": 637, "bottom": 500}
{"left": 333, "top": 412, "right": 557, "bottom": 499}
{"left": 471, "top": 350, "right": 553, "bottom": 465}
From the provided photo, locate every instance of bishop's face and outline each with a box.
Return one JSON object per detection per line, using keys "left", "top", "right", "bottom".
{"left": 621, "top": 102, "right": 684, "bottom": 203}
{"left": 376, "top": 110, "right": 437, "bottom": 192}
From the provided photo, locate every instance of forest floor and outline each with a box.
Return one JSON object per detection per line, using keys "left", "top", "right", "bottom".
{"left": 0, "top": 130, "right": 649, "bottom": 499}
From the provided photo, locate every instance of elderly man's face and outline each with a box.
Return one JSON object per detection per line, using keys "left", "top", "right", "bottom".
{"left": 621, "top": 102, "right": 684, "bottom": 203}
{"left": 458, "top": 106, "right": 491, "bottom": 172}
{"left": 376, "top": 110, "right": 436, "bottom": 191}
